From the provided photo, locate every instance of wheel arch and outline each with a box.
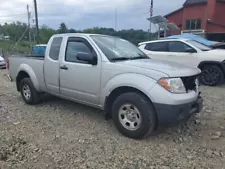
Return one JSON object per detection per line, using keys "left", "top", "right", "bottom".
{"left": 16, "top": 71, "right": 30, "bottom": 91}
{"left": 103, "top": 86, "right": 157, "bottom": 121}
{"left": 100, "top": 74, "right": 157, "bottom": 119}
{"left": 16, "top": 64, "right": 40, "bottom": 91}
{"left": 198, "top": 61, "right": 225, "bottom": 73}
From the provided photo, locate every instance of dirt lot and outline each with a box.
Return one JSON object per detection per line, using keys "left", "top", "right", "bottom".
{"left": 0, "top": 69, "right": 225, "bottom": 169}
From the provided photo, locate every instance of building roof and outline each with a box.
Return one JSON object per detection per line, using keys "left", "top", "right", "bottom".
{"left": 207, "top": 20, "right": 225, "bottom": 27}
{"left": 164, "top": 7, "right": 183, "bottom": 17}
{"left": 183, "top": 0, "right": 207, "bottom": 6}
{"left": 165, "top": 0, "right": 225, "bottom": 18}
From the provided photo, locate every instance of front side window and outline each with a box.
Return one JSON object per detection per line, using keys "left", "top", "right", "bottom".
{"left": 186, "top": 19, "right": 201, "bottom": 30}
{"left": 49, "top": 37, "right": 63, "bottom": 60}
{"left": 65, "top": 39, "right": 94, "bottom": 63}
{"left": 145, "top": 42, "right": 168, "bottom": 52}
{"left": 91, "top": 35, "right": 148, "bottom": 61}
{"left": 168, "top": 41, "right": 194, "bottom": 52}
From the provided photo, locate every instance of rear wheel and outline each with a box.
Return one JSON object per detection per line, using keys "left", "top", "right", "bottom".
{"left": 20, "top": 78, "right": 41, "bottom": 105}
{"left": 200, "top": 65, "right": 224, "bottom": 86}
{"left": 112, "top": 92, "right": 156, "bottom": 139}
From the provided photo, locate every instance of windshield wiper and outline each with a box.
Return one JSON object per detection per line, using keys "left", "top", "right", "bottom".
{"left": 111, "top": 57, "right": 131, "bottom": 62}
{"left": 130, "top": 56, "right": 149, "bottom": 60}
{"left": 111, "top": 55, "right": 149, "bottom": 62}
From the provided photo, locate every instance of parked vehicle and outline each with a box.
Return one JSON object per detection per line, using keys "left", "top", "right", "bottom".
{"left": 8, "top": 33, "right": 203, "bottom": 139}
{"left": 32, "top": 44, "right": 47, "bottom": 57}
{"left": 139, "top": 39, "right": 225, "bottom": 86}
{"left": 167, "top": 33, "right": 225, "bottom": 49}
{"left": 212, "top": 43, "right": 225, "bottom": 50}
{"left": 0, "top": 54, "right": 6, "bottom": 69}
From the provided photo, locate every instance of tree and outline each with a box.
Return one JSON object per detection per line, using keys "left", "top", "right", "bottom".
{"left": 39, "top": 25, "right": 56, "bottom": 43}
{"left": 58, "top": 23, "right": 68, "bottom": 34}
{"left": 68, "top": 29, "right": 76, "bottom": 33}
{"left": 0, "top": 22, "right": 152, "bottom": 47}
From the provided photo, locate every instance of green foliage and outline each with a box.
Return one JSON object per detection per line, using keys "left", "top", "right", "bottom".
{"left": 57, "top": 23, "right": 68, "bottom": 34}
{"left": 0, "top": 22, "right": 154, "bottom": 54}
{"left": 39, "top": 25, "right": 56, "bottom": 44}
{"left": 0, "top": 40, "right": 34, "bottom": 54}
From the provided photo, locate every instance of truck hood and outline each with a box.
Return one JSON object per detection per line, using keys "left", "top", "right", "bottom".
{"left": 121, "top": 59, "right": 201, "bottom": 77}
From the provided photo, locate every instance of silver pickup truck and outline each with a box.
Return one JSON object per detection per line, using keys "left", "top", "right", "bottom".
{"left": 8, "top": 33, "right": 203, "bottom": 139}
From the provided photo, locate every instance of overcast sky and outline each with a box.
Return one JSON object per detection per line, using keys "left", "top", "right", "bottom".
{"left": 0, "top": 0, "right": 185, "bottom": 30}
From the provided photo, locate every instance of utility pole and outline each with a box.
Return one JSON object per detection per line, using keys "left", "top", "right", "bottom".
{"left": 32, "top": 19, "right": 36, "bottom": 43}
{"left": 27, "top": 5, "right": 32, "bottom": 49}
{"left": 149, "top": 0, "right": 153, "bottom": 40}
{"left": 34, "top": 0, "right": 39, "bottom": 44}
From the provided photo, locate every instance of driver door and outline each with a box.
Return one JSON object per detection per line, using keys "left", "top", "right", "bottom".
{"left": 59, "top": 37, "right": 101, "bottom": 106}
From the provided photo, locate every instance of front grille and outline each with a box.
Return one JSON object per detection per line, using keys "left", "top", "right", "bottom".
{"left": 181, "top": 75, "right": 198, "bottom": 92}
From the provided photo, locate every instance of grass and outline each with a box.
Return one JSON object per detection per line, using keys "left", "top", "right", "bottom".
{"left": 0, "top": 40, "right": 35, "bottom": 54}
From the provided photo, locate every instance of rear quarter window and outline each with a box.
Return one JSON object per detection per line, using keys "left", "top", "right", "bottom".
{"left": 144, "top": 42, "right": 168, "bottom": 52}
{"left": 49, "top": 37, "right": 63, "bottom": 60}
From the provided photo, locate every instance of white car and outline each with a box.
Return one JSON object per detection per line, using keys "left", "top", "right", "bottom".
{"left": 139, "top": 39, "right": 225, "bottom": 86}
{"left": 0, "top": 55, "right": 6, "bottom": 69}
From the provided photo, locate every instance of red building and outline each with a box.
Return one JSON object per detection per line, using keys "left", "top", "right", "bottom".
{"left": 165, "top": 0, "right": 225, "bottom": 41}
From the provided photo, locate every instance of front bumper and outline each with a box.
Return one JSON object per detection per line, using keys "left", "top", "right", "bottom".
{"left": 154, "top": 95, "right": 203, "bottom": 127}
{"left": 0, "top": 62, "right": 6, "bottom": 69}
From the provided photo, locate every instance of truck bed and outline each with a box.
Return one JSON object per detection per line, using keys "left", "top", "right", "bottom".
{"left": 9, "top": 55, "right": 46, "bottom": 92}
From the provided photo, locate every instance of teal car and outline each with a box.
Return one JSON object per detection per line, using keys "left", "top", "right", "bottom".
{"left": 32, "top": 44, "right": 47, "bottom": 56}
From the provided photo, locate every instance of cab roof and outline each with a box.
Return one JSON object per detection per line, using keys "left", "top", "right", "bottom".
{"left": 52, "top": 33, "right": 116, "bottom": 38}
{"left": 138, "top": 38, "right": 189, "bottom": 46}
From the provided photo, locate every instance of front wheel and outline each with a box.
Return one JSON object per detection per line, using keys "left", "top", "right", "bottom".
{"left": 20, "top": 78, "right": 41, "bottom": 105}
{"left": 200, "top": 65, "right": 224, "bottom": 86}
{"left": 112, "top": 92, "right": 156, "bottom": 139}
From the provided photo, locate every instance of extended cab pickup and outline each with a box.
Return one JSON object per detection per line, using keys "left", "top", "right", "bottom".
{"left": 8, "top": 33, "right": 203, "bottom": 139}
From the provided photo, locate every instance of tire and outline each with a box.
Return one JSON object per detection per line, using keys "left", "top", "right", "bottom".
{"left": 200, "top": 65, "right": 224, "bottom": 86}
{"left": 20, "top": 78, "right": 41, "bottom": 105}
{"left": 112, "top": 92, "right": 156, "bottom": 139}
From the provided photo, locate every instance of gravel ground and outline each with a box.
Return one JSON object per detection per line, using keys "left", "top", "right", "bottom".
{"left": 0, "top": 69, "right": 225, "bottom": 169}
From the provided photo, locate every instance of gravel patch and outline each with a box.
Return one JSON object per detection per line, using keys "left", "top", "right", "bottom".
{"left": 0, "top": 69, "right": 225, "bottom": 169}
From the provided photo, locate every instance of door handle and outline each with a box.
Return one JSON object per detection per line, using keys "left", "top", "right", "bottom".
{"left": 60, "top": 65, "right": 68, "bottom": 70}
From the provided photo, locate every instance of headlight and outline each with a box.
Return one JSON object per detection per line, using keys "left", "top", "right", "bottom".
{"left": 158, "top": 78, "right": 186, "bottom": 94}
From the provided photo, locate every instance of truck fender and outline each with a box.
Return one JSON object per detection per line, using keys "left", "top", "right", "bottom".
{"left": 16, "top": 64, "right": 41, "bottom": 91}
{"left": 100, "top": 73, "right": 157, "bottom": 108}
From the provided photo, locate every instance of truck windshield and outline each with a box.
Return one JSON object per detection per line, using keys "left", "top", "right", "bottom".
{"left": 91, "top": 35, "right": 149, "bottom": 61}
{"left": 187, "top": 40, "right": 212, "bottom": 51}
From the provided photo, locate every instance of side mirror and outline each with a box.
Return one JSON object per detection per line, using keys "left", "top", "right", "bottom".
{"left": 186, "top": 48, "right": 197, "bottom": 53}
{"left": 77, "top": 52, "right": 97, "bottom": 65}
